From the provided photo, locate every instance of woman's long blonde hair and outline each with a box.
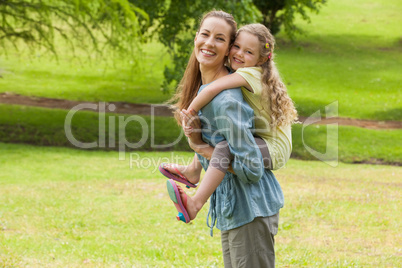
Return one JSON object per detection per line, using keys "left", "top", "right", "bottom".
{"left": 238, "top": 24, "right": 298, "bottom": 127}
{"left": 169, "top": 10, "right": 237, "bottom": 125}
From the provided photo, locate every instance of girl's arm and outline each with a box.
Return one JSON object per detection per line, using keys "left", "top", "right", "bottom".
{"left": 188, "top": 73, "right": 252, "bottom": 112}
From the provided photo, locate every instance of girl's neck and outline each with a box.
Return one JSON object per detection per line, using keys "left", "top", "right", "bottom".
{"left": 200, "top": 64, "right": 229, "bottom": 85}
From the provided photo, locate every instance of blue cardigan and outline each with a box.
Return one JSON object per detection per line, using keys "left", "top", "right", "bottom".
{"left": 196, "top": 84, "right": 284, "bottom": 236}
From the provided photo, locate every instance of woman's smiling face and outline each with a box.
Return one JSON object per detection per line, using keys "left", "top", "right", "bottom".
{"left": 194, "top": 17, "right": 232, "bottom": 69}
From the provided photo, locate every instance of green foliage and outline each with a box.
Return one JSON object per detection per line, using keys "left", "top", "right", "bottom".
{"left": 133, "top": 0, "right": 326, "bottom": 93}
{"left": 0, "top": 0, "right": 148, "bottom": 58}
{"left": 253, "top": 0, "right": 326, "bottom": 38}
{"left": 253, "top": 0, "right": 285, "bottom": 34}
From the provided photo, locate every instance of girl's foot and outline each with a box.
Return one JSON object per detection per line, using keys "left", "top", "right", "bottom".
{"left": 163, "top": 163, "right": 200, "bottom": 185}
{"left": 175, "top": 182, "right": 202, "bottom": 221}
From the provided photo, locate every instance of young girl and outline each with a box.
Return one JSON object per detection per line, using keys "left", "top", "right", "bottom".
{"left": 160, "top": 23, "right": 297, "bottom": 223}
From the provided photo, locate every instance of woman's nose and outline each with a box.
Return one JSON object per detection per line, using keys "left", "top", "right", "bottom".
{"left": 205, "top": 36, "right": 215, "bottom": 47}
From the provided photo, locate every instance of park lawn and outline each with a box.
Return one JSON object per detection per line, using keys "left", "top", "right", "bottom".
{"left": 274, "top": 0, "right": 402, "bottom": 121}
{"left": 292, "top": 123, "right": 402, "bottom": 165}
{"left": 0, "top": 40, "right": 171, "bottom": 104}
{"left": 0, "top": 103, "right": 190, "bottom": 152}
{"left": 0, "top": 104, "right": 401, "bottom": 165}
{"left": 0, "top": 0, "right": 401, "bottom": 120}
{"left": 0, "top": 143, "right": 400, "bottom": 267}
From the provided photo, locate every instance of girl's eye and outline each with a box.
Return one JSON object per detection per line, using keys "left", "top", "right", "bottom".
{"left": 201, "top": 33, "right": 208, "bottom": 36}
{"left": 247, "top": 51, "right": 253, "bottom": 54}
{"left": 233, "top": 45, "right": 239, "bottom": 49}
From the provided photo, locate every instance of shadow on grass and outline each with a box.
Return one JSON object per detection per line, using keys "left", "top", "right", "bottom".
{"left": 277, "top": 33, "right": 402, "bottom": 53}
{"left": 294, "top": 98, "right": 335, "bottom": 118}
{"left": 367, "top": 108, "right": 402, "bottom": 122}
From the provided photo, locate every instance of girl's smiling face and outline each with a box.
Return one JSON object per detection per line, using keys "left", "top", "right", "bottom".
{"left": 194, "top": 17, "right": 232, "bottom": 69}
{"left": 229, "top": 31, "right": 263, "bottom": 71}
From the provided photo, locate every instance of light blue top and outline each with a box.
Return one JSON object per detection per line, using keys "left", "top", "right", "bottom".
{"left": 196, "top": 83, "right": 284, "bottom": 236}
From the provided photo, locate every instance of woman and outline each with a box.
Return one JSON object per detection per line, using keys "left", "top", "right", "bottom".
{"left": 166, "top": 10, "right": 284, "bottom": 267}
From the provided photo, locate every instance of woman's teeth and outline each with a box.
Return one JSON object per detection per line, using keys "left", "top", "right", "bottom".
{"left": 202, "top": 50, "right": 215, "bottom": 56}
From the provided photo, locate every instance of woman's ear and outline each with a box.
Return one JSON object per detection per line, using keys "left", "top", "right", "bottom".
{"left": 194, "top": 32, "right": 199, "bottom": 44}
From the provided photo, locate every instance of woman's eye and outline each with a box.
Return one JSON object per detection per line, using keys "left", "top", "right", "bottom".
{"left": 217, "top": 37, "right": 225, "bottom": 41}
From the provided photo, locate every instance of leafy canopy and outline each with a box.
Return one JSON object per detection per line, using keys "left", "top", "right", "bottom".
{"left": 0, "top": 0, "right": 148, "bottom": 58}
{"left": 132, "top": 0, "right": 326, "bottom": 92}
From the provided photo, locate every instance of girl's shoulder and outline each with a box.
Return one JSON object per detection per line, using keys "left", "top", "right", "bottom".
{"left": 236, "top": 66, "right": 262, "bottom": 79}
{"left": 235, "top": 67, "right": 262, "bottom": 85}
{"left": 236, "top": 66, "right": 262, "bottom": 73}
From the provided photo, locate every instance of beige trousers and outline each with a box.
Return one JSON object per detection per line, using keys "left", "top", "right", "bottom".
{"left": 221, "top": 214, "right": 279, "bottom": 268}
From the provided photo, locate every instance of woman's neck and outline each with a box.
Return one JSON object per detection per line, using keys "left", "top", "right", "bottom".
{"left": 200, "top": 64, "right": 229, "bottom": 84}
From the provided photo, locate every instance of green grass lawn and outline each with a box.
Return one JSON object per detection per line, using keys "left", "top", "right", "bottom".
{"left": 0, "top": 103, "right": 190, "bottom": 151}
{"left": 275, "top": 0, "right": 402, "bottom": 121}
{"left": 0, "top": 143, "right": 400, "bottom": 267}
{"left": 0, "top": 40, "right": 172, "bottom": 104}
{"left": 292, "top": 123, "right": 402, "bottom": 165}
{"left": 1, "top": 104, "right": 400, "bottom": 165}
{"left": 1, "top": 0, "right": 401, "bottom": 120}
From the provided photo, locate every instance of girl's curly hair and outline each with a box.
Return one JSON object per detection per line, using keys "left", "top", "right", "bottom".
{"left": 238, "top": 24, "right": 298, "bottom": 127}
